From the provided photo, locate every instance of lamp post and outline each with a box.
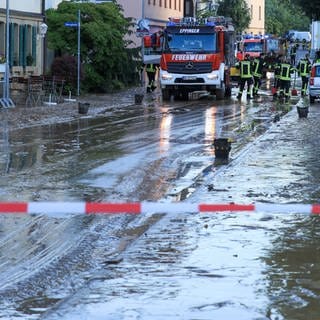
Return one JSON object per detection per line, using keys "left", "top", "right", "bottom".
{"left": 4, "top": 0, "right": 9, "bottom": 101}
{"left": 39, "top": 22, "right": 48, "bottom": 75}
{"left": 0, "top": 0, "right": 14, "bottom": 108}
{"left": 77, "top": 9, "right": 80, "bottom": 96}
{"left": 74, "top": 0, "right": 113, "bottom": 96}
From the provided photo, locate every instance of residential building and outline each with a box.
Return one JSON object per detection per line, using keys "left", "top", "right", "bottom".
{"left": 246, "top": 0, "right": 265, "bottom": 35}
{"left": 0, "top": 0, "right": 46, "bottom": 77}
{"left": 117, "top": 0, "right": 184, "bottom": 47}
{"left": 184, "top": 0, "right": 265, "bottom": 35}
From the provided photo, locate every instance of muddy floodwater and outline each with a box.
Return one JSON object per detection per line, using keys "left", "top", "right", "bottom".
{"left": 0, "top": 84, "right": 320, "bottom": 319}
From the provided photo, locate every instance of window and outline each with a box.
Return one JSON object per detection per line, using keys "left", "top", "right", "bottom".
{"left": 251, "top": 5, "right": 253, "bottom": 18}
{"left": 174, "top": 0, "right": 176, "bottom": 10}
{"left": 153, "top": 0, "right": 156, "bottom": 5}
{"left": 159, "top": 0, "right": 162, "bottom": 6}
{"left": 164, "top": 0, "right": 167, "bottom": 8}
{"left": 169, "top": 0, "right": 172, "bottom": 9}
{"left": 259, "top": 6, "right": 261, "bottom": 20}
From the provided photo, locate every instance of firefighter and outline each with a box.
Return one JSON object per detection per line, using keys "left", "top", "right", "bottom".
{"left": 279, "top": 58, "right": 296, "bottom": 102}
{"left": 272, "top": 54, "right": 283, "bottom": 100}
{"left": 236, "top": 54, "right": 254, "bottom": 100}
{"left": 297, "top": 53, "right": 311, "bottom": 97}
{"left": 145, "top": 63, "right": 158, "bottom": 93}
{"left": 289, "top": 44, "right": 297, "bottom": 66}
{"left": 252, "top": 53, "right": 266, "bottom": 97}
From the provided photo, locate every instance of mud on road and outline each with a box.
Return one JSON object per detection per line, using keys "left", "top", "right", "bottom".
{"left": 0, "top": 85, "right": 312, "bottom": 319}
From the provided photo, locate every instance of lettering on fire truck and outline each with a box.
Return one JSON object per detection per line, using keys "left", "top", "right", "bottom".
{"left": 179, "top": 29, "right": 200, "bottom": 33}
{"left": 172, "top": 54, "right": 207, "bottom": 61}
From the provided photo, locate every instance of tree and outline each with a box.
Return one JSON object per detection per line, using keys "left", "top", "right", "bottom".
{"left": 216, "top": 0, "right": 251, "bottom": 33}
{"left": 293, "top": 0, "right": 320, "bottom": 20}
{"left": 265, "top": 0, "right": 310, "bottom": 36}
{"left": 46, "top": 1, "right": 140, "bottom": 93}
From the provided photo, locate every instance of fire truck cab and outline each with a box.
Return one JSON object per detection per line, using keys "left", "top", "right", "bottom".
{"left": 159, "top": 16, "right": 235, "bottom": 100}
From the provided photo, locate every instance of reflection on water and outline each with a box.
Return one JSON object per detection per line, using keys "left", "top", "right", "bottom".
{"left": 159, "top": 106, "right": 173, "bottom": 154}
{"left": 263, "top": 216, "right": 320, "bottom": 319}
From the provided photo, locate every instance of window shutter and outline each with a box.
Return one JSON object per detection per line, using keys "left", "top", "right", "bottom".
{"left": 32, "top": 26, "right": 37, "bottom": 64}
{"left": 19, "top": 25, "right": 24, "bottom": 66}
{"left": 9, "top": 23, "right": 14, "bottom": 66}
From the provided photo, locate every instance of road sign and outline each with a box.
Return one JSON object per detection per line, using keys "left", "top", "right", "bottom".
{"left": 136, "top": 30, "right": 149, "bottom": 37}
{"left": 64, "top": 22, "right": 78, "bottom": 28}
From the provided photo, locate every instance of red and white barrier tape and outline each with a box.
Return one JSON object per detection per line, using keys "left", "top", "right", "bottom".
{"left": 0, "top": 202, "right": 319, "bottom": 217}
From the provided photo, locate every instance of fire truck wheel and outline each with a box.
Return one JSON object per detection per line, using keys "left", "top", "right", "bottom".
{"left": 225, "top": 86, "right": 232, "bottom": 98}
{"left": 215, "top": 82, "right": 225, "bottom": 100}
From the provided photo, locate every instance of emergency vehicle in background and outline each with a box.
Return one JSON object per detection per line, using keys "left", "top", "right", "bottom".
{"left": 235, "top": 35, "right": 281, "bottom": 60}
{"left": 230, "top": 34, "right": 281, "bottom": 80}
{"left": 159, "top": 16, "right": 236, "bottom": 100}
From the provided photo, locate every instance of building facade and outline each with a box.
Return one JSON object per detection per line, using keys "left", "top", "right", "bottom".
{"left": 117, "top": 0, "right": 184, "bottom": 47}
{"left": 0, "top": 0, "right": 46, "bottom": 77}
{"left": 245, "top": 0, "right": 265, "bottom": 35}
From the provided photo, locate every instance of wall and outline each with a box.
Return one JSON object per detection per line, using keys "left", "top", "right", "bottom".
{"left": 245, "top": 0, "right": 265, "bottom": 35}
{"left": 0, "top": 0, "right": 44, "bottom": 76}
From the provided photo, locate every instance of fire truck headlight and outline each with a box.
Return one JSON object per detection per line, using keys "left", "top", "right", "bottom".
{"left": 207, "top": 74, "right": 219, "bottom": 80}
{"left": 161, "top": 73, "right": 173, "bottom": 80}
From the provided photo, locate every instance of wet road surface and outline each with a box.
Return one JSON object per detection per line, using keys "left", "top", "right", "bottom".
{"left": 1, "top": 82, "right": 320, "bottom": 319}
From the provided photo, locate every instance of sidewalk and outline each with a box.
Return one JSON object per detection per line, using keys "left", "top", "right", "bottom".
{"left": 196, "top": 96, "right": 320, "bottom": 207}
{"left": 0, "top": 86, "right": 145, "bottom": 130}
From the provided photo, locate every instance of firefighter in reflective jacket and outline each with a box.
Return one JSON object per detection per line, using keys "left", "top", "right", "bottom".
{"left": 297, "top": 54, "right": 311, "bottom": 97}
{"left": 236, "top": 54, "right": 253, "bottom": 100}
{"left": 279, "top": 59, "right": 295, "bottom": 102}
{"left": 145, "top": 63, "right": 158, "bottom": 93}
{"left": 252, "top": 53, "right": 266, "bottom": 97}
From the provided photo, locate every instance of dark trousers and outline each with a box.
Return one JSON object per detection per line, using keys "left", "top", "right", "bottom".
{"left": 279, "top": 79, "right": 291, "bottom": 99}
{"left": 253, "top": 75, "right": 262, "bottom": 95}
{"left": 146, "top": 72, "right": 156, "bottom": 92}
{"left": 301, "top": 76, "right": 309, "bottom": 96}
{"left": 238, "top": 77, "right": 253, "bottom": 97}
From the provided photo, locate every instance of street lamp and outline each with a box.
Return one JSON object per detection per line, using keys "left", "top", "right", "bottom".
{"left": 0, "top": 0, "right": 14, "bottom": 108}
{"left": 73, "top": 0, "right": 113, "bottom": 96}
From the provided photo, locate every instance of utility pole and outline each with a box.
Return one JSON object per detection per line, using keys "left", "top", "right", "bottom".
{"left": 5, "top": 0, "right": 9, "bottom": 100}
{"left": 0, "top": 0, "right": 14, "bottom": 108}
{"left": 77, "top": 9, "right": 81, "bottom": 96}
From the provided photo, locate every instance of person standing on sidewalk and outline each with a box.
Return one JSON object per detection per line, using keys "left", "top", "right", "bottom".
{"left": 252, "top": 53, "right": 266, "bottom": 97}
{"left": 145, "top": 63, "right": 159, "bottom": 93}
{"left": 297, "top": 53, "right": 311, "bottom": 97}
{"left": 236, "top": 54, "right": 254, "bottom": 100}
{"left": 279, "top": 58, "right": 296, "bottom": 103}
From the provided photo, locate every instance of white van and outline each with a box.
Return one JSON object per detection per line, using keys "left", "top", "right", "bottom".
{"left": 292, "top": 31, "right": 311, "bottom": 42}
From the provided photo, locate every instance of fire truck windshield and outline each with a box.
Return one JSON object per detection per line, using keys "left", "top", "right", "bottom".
{"left": 165, "top": 33, "right": 217, "bottom": 53}
{"left": 243, "top": 42, "right": 263, "bottom": 53}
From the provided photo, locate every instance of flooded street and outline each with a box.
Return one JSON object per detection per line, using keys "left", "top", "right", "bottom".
{"left": 1, "top": 83, "right": 320, "bottom": 319}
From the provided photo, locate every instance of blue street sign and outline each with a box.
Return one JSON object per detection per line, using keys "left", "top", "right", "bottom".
{"left": 64, "top": 22, "right": 78, "bottom": 27}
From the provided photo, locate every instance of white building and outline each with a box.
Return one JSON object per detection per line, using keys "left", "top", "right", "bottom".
{"left": 0, "top": 0, "right": 46, "bottom": 77}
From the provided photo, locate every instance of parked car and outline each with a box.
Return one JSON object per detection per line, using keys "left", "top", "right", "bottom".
{"left": 309, "top": 62, "right": 320, "bottom": 103}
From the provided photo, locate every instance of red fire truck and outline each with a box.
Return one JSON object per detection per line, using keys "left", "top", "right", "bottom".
{"left": 236, "top": 35, "right": 281, "bottom": 60}
{"left": 159, "top": 16, "right": 236, "bottom": 100}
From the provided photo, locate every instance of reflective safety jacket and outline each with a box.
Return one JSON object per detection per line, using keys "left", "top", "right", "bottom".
{"left": 297, "top": 59, "right": 311, "bottom": 77}
{"left": 236, "top": 60, "right": 253, "bottom": 79}
{"left": 252, "top": 57, "right": 266, "bottom": 77}
{"left": 279, "top": 63, "right": 294, "bottom": 81}
{"left": 146, "top": 64, "right": 157, "bottom": 73}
